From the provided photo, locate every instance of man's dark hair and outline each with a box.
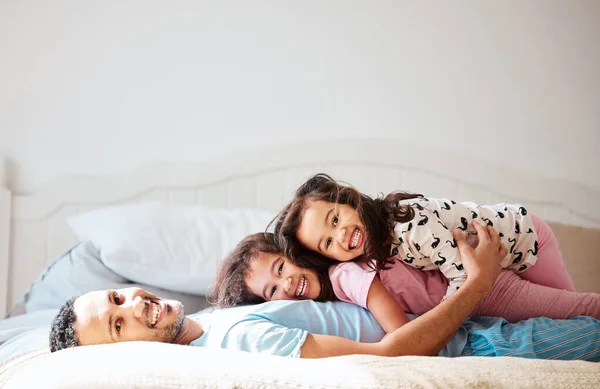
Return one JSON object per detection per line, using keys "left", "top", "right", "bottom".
{"left": 49, "top": 296, "right": 80, "bottom": 352}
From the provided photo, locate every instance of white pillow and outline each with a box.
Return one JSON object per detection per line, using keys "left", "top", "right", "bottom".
{"left": 67, "top": 203, "right": 275, "bottom": 296}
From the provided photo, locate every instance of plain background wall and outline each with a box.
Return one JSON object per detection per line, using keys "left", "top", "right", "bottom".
{"left": 1, "top": 0, "right": 599, "bottom": 194}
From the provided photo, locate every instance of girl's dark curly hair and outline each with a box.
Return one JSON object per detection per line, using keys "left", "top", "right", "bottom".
{"left": 272, "top": 173, "right": 422, "bottom": 271}
{"left": 211, "top": 232, "right": 337, "bottom": 308}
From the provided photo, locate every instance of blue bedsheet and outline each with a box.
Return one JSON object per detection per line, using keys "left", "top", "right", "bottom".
{"left": 0, "top": 310, "right": 57, "bottom": 364}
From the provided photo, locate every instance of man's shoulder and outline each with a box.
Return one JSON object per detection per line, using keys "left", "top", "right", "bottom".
{"left": 193, "top": 300, "right": 363, "bottom": 326}
{"left": 189, "top": 302, "right": 312, "bottom": 357}
{"left": 190, "top": 300, "right": 372, "bottom": 332}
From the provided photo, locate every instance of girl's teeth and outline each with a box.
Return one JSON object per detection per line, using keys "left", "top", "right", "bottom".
{"left": 350, "top": 229, "right": 360, "bottom": 249}
{"left": 296, "top": 276, "right": 307, "bottom": 297}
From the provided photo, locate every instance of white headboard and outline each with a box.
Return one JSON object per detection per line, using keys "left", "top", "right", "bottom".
{"left": 2, "top": 139, "right": 599, "bottom": 316}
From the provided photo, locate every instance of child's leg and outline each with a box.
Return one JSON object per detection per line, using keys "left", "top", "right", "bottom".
{"left": 472, "top": 271, "right": 600, "bottom": 322}
{"left": 518, "top": 213, "right": 576, "bottom": 291}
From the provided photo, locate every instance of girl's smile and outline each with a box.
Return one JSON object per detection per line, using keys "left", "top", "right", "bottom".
{"left": 349, "top": 227, "right": 364, "bottom": 250}
{"left": 245, "top": 251, "right": 321, "bottom": 301}
{"left": 297, "top": 200, "right": 367, "bottom": 262}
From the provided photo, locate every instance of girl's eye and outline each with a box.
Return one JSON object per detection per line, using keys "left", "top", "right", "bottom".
{"left": 113, "top": 292, "right": 122, "bottom": 305}
{"left": 278, "top": 263, "right": 283, "bottom": 275}
{"left": 270, "top": 286, "right": 277, "bottom": 297}
{"left": 115, "top": 318, "right": 122, "bottom": 334}
{"left": 332, "top": 215, "right": 339, "bottom": 226}
{"left": 326, "top": 237, "right": 332, "bottom": 249}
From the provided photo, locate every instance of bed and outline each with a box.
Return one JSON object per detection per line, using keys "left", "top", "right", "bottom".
{"left": 1, "top": 138, "right": 599, "bottom": 388}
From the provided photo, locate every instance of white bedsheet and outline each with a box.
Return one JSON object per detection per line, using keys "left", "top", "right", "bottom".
{"left": 1, "top": 342, "right": 599, "bottom": 389}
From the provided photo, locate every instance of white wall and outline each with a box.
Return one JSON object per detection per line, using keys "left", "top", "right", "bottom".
{"left": 1, "top": 0, "right": 599, "bottom": 194}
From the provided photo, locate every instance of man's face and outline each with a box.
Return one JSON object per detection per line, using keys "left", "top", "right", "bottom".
{"left": 73, "top": 287, "right": 185, "bottom": 346}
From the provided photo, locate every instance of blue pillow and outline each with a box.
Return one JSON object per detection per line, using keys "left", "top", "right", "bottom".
{"left": 23, "top": 241, "right": 211, "bottom": 314}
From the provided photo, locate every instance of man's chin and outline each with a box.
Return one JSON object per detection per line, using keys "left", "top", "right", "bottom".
{"left": 163, "top": 300, "right": 185, "bottom": 343}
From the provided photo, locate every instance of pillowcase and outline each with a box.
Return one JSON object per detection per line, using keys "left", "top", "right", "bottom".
{"left": 24, "top": 241, "right": 211, "bottom": 314}
{"left": 67, "top": 203, "right": 274, "bottom": 296}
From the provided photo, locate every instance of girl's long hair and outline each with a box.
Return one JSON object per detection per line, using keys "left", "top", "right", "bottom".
{"left": 272, "top": 173, "right": 422, "bottom": 271}
{"left": 212, "top": 232, "right": 338, "bottom": 308}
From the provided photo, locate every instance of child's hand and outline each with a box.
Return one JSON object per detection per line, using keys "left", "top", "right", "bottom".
{"left": 452, "top": 221, "right": 506, "bottom": 295}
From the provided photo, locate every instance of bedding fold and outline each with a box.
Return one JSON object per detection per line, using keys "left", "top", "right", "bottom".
{"left": 2, "top": 342, "right": 599, "bottom": 389}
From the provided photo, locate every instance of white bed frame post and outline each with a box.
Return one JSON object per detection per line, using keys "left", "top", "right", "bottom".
{"left": 0, "top": 159, "right": 11, "bottom": 317}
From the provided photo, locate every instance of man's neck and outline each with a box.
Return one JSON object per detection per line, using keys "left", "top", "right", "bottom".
{"left": 174, "top": 317, "right": 205, "bottom": 345}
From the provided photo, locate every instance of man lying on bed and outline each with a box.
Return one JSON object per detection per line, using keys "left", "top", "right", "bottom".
{"left": 48, "top": 225, "right": 600, "bottom": 360}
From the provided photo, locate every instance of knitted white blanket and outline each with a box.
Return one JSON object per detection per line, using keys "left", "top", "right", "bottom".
{"left": 1, "top": 342, "right": 599, "bottom": 389}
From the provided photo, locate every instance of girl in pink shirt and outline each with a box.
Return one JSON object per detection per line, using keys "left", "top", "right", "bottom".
{"left": 214, "top": 231, "right": 600, "bottom": 335}
{"left": 267, "top": 173, "right": 600, "bottom": 332}
{"left": 214, "top": 173, "right": 600, "bottom": 333}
